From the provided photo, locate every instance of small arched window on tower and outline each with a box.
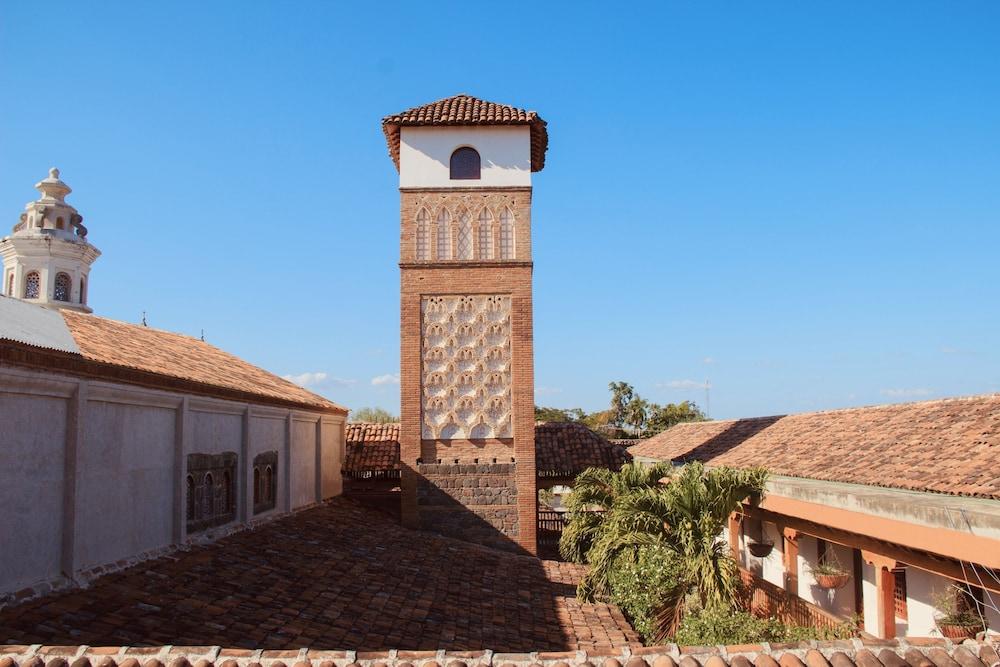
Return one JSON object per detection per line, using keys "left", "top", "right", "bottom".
{"left": 478, "top": 209, "right": 494, "bottom": 259}
{"left": 450, "top": 147, "right": 481, "bottom": 180}
{"left": 456, "top": 210, "right": 473, "bottom": 260}
{"left": 54, "top": 272, "right": 71, "bottom": 302}
{"left": 24, "top": 271, "right": 40, "bottom": 299}
{"left": 436, "top": 209, "right": 451, "bottom": 260}
{"left": 499, "top": 208, "right": 515, "bottom": 259}
{"left": 415, "top": 209, "right": 430, "bottom": 260}
{"left": 79, "top": 277, "right": 86, "bottom": 305}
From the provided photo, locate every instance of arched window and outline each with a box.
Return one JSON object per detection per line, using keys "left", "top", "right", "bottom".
{"left": 456, "top": 210, "right": 473, "bottom": 260}
{"left": 203, "top": 473, "right": 214, "bottom": 519}
{"left": 56, "top": 217, "right": 65, "bottom": 230}
{"left": 478, "top": 209, "right": 494, "bottom": 259}
{"left": 23, "top": 271, "right": 40, "bottom": 299}
{"left": 222, "top": 471, "right": 232, "bottom": 514}
{"left": 54, "top": 272, "right": 71, "bottom": 302}
{"left": 79, "top": 277, "right": 86, "bottom": 304}
{"left": 415, "top": 209, "right": 430, "bottom": 260}
{"left": 450, "top": 147, "right": 481, "bottom": 180}
{"left": 253, "top": 467, "right": 261, "bottom": 505}
{"left": 436, "top": 209, "right": 451, "bottom": 260}
{"left": 264, "top": 465, "right": 274, "bottom": 503}
{"left": 499, "top": 208, "right": 515, "bottom": 259}
{"left": 186, "top": 475, "right": 196, "bottom": 521}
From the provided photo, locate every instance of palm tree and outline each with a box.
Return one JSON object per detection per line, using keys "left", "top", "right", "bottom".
{"left": 560, "top": 460, "right": 767, "bottom": 641}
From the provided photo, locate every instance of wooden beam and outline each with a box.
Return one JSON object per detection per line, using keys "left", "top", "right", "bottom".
{"left": 783, "top": 527, "right": 800, "bottom": 594}
{"left": 876, "top": 564, "right": 896, "bottom": 639}
{"left": 729, "top": 513, "right": 741, "bottom": 562}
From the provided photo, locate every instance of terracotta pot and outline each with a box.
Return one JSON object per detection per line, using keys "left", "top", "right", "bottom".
{"left": 815, "top": 572, "right": 851, "bottom": 589}
{"left": 937, "top": 622, "right": 978, "bottom": 640}
{"left": 748, "top": 542, "right": 774, "bottom": 557}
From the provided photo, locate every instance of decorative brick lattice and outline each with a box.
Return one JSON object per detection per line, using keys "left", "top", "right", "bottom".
{"left": 421, "top": 294, "right": 512, "bottom": 440}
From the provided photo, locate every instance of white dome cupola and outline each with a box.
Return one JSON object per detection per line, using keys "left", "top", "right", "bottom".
{"left": 1, "top": 168, "right": 101, "bottom": 312}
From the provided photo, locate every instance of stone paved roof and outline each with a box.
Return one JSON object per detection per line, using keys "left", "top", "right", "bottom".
{"left": 630, "top": 395, "right": 1000, "bottom": 500}
{"left": 57, "top": 310, "right": 345, "bottom": 413}
{"left": 382, "top": 94, "right": 549, "bottom": 172}
{"left": 1, "top": 638, "right": 996, "bottom": 667}
{"left": 0, "top": 498, "right": 636, "bottom": 651}
{"left": 344, "top": 423, "right": 401, "bottom": 477}
{"left": 535, "top": 422, "right": 633, "bottom": 479}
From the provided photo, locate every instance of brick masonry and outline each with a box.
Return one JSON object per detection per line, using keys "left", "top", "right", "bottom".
{"left": 399, "top": 187, "right": 536, "bottom": 554}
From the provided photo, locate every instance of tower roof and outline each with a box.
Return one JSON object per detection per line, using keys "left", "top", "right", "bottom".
{"left": 382, "top": 94, "right": 549, "bottom": 172}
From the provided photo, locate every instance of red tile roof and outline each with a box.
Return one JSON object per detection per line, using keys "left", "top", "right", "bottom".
{"left": 630, "top": 394, "right": 1000, "bottom": 500}
{"left": 382, "top": 94, "right": 549, "bottom": 172}
{"left": 344, "top": 422, "right": 401, "bottom": 477}
{"left": 0, "top": 497, "right": 638, "bottom": 651}
{"left": 343, "top": 421, "right": 631, "bottom": 479}
{"left": 57, "top": 310, "right": 345, "bottom": 414}
{"left": 536, "top": 422, "right": 633, "bottom": 479}
{"left": 3, "top": 641, "right": 997, "bottom": 667}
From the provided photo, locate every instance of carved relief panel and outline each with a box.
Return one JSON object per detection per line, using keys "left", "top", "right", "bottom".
{"left": 421, "top": 294, "right": 512, "bottom": 439}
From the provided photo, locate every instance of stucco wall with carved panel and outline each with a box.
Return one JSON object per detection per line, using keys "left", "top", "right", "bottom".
{"left": 421, "top": 294, "right": 512, "bottom": 440}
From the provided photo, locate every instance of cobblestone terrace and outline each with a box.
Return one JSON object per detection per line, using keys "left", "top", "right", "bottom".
{"left": 0, "top": 499, "right": 638, "bottom": 651}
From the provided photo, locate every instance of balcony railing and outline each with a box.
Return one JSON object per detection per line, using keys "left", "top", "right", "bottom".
{"left": 739, "top": 568, "right": 851, "bottom": 633}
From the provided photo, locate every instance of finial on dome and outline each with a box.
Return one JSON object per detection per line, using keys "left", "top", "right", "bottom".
{"left": 50, "top": 167, "right": 60, "bottom": 179}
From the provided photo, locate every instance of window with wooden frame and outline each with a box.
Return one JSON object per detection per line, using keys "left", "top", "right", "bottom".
{"left": 892, "top": 567, "right": 908, "bottom": 620}
{"left": 450, "top": 147, "right": 481, "bottom": 180}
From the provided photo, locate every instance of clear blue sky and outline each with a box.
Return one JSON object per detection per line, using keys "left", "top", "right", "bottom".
{"left": 2, "top": 2, "right": 998, "bottom": 419}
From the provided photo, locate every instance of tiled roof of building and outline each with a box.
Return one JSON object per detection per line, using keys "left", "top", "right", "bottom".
{"left": 2, "top": 639, "right": 997, "bottom": 667}
{"left": 536, "top": 422, "right": 633, "bottom": 479}
{"left": 343, "top": 421, "right": 631, "bottom": 479}
{"left": 630, "top": 394, "right": 1000, "bottom": 500}
{"left": 5, "top": 304, "right": 346, "bottom": 413}
{"left": 344, "top": 422, "right": 401, "bottom": 477}
{"left": 0, "top": 497, "right": 637, "bottom": 651}
{"left": 382, "top": 94, "right": 549, "bottom": 172}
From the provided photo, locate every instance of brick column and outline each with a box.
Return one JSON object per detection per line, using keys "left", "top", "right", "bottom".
{"left": 782, "top": 527, "right": 800, "bottom": 594}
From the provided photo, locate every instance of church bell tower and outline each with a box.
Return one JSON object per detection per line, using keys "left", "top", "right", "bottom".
{"left": 1, "top": 168, "right": 100, "bottom": 312}
{"left": 382, "top": 95, "right": 548, "bottom": 553}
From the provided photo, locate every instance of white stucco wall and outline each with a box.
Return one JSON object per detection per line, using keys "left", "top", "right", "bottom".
{"left": 795, "top": 536, "right": 856, "bottom": 618}
{"left": 759, "top": 522, "right": 785, "bottom": 587}
{"left": 0, "top": 391, "right": 67, "bottom": 593}
{"left": 0, "top": 363, "right": 345, "bottom": 597}
{"left": 399, "top": 126, "right": 531, "bottom": 188}
{"left": 76, "top": 400, "right": 175, "bottom": 569}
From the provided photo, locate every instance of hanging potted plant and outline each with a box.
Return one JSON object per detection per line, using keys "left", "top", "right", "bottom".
{"left": 748, "top": 540, "right": 774, "bottom": 557}
{"left": 934, "top": 588, "right": 983, "bottom": 640}
{"left": 812, "top": 561, "right": 851, "bottom": 589}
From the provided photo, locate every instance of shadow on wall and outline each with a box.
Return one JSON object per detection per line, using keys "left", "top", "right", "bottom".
{"left": 0, "top": 498, "right": 595, "bottom": 652}
{"left": 677, "top": 416, "right": 785, "bottom": 463}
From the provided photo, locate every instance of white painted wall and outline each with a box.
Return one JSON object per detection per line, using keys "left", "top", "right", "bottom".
{"left": 0, "top": 391, "right": 67, "bottom": 593}
{"left": 399, "top": 126, "right": 531, "bottom": 188}
{"left": 760, "top": 522, "right": 785, "bottom": 587}
{"left": 76, "top": 401, "right": 175, "bottom": 570}
{"left": 862, "top": 561, "right": 880, "bottom": 636}
{"left": 0, "top": 363, "right": 345, "bottom": 598}
{"left": 796, "top": 536, "right": 855, "bottom": 617}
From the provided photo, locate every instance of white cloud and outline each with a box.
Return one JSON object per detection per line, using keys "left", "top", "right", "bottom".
{"left": 282, "top": 372, "right": 356, "bottom": 388}
{"left": 880, "top": 388, "right": 932, "bottom": 398}
{"left": 702, "top": 357, "right": 716, "bottom": 365}
{"left": 657, "top": 379, "right": 711, "bottom": 390}
{"left": 371, "top": 373, "right": 400, "bottom": 386}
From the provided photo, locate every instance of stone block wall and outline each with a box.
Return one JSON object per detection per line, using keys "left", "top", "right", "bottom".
{"left": 415, "top": 462, "right": 520, "bottom": 551}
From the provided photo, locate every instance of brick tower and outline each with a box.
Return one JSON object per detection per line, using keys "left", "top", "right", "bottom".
{"left": 382, "top": 95, "right": 548, "bottom": 554}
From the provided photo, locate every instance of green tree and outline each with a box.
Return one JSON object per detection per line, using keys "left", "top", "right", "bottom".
{"left": 535, "top": 406, "right": 587, "bottom": 423}
{"left": 645, "top": 401, "right": 707, "bottom": 436}
{"left": 607, "top": 381, "right": 635, "bottom": 427}
{"left": 350, "top": 406, "right": 398, "bottom": 423}
{"left": 560, "top": 461, "right": 768, "bottom": 641}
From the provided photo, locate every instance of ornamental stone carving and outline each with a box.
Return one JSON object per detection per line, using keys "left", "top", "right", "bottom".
{"left": 421, "top": 294, "right": 512, "bottom": 439}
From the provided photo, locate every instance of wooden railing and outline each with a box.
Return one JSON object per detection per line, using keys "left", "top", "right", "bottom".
{"left": 739, "top": 568, "right": 849, "bottom": 633}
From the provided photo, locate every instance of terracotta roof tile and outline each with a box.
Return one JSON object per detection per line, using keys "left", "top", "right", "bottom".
{"left": 344, "top": 422, "right": 401, "bottom": 477}
{"left": 381, "top": 94, "right": 549, "bottom": 172}
{"left": 630, "top": 394, "right": 1000, "bottom": 500}
{"left": 535, "top": 422, "right": 633, "bottom": 478}
{"left": 59, "top": 310, "right": 345, "bottom": 414}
